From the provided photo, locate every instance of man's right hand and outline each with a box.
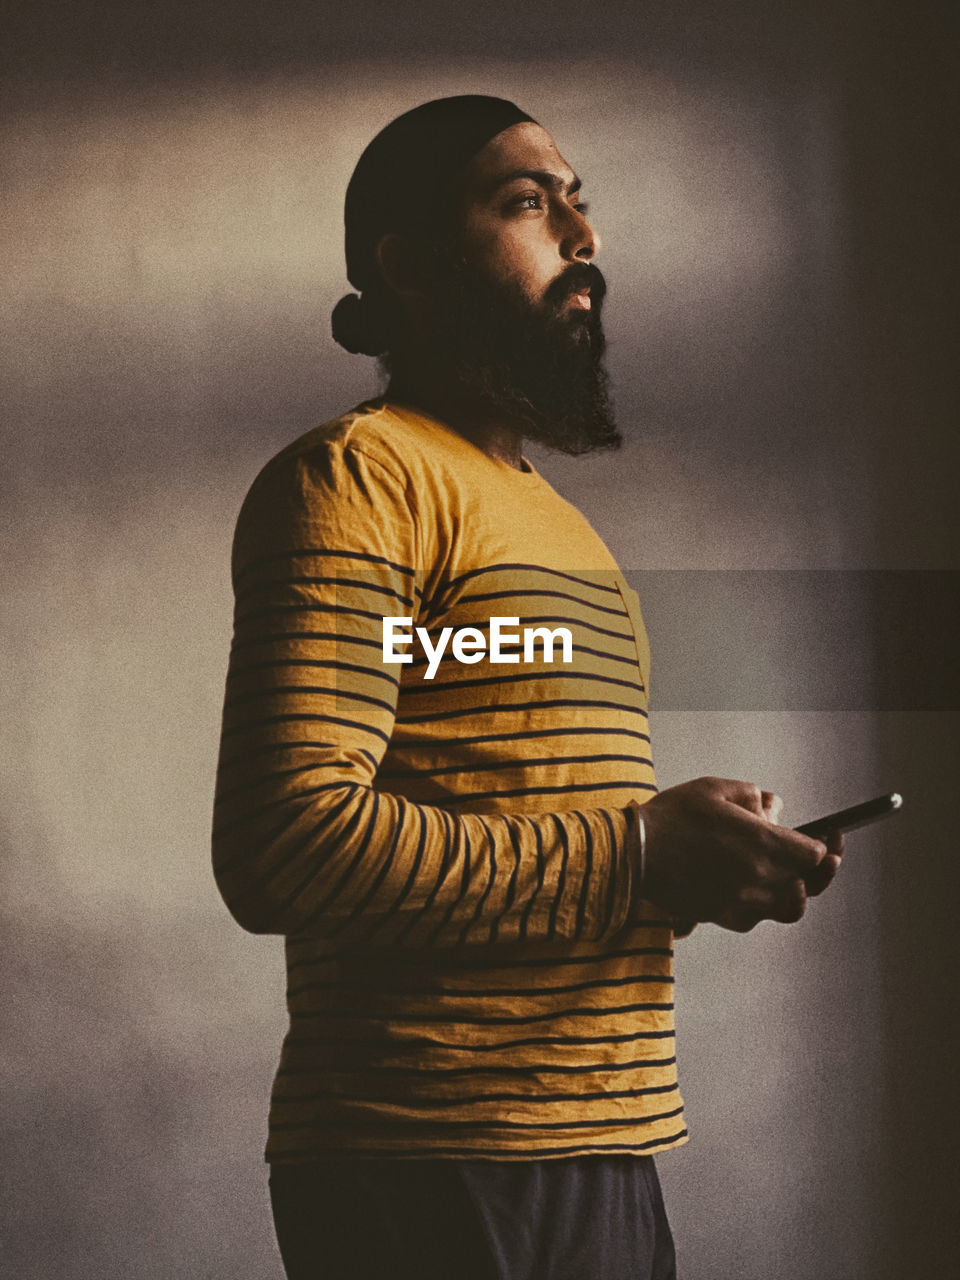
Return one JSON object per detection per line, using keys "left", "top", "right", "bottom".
{"left": 635, "top": 777, "right": 840, "bottom": 932}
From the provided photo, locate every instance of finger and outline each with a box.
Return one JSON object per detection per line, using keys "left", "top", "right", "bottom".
{"left": 718, "top": 778, "right": 766, "bottom": 817}
{"left": 761, "top": 791, "right": 783, "bottom": 824}
{"left": 805, "top": 853, "right": 841, "bottom": 897}
{"left": 769, "top": 827, "right": 828, "bottom": 876}
{"left": 768, "top": 879, "right": 807, "bottom": 923}
{"left": 735, "top": 879, "right": 805, "bottom": 923}
{"left": 826, "top": 830, "right": 844, "bottom": 858}
{"left": 715, "top": 905, "right": 764, "bottom": 933}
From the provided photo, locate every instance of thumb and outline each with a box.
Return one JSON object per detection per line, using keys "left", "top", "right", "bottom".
{"left": 761, "top": 790, "right": 784, "bottom": 824}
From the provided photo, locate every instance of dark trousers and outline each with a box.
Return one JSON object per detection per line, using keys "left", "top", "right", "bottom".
{"left": 269, "top": 1155, "right": 677, "bottom": 1280}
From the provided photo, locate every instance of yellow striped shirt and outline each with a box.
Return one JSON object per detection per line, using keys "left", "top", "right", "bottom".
{"left": 212, "top": 399, "right": 687, "bottom": 1162}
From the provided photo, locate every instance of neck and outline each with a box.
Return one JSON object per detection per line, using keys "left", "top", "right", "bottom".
{"left": 385, "top": 363, "right": 527, "bottom": 472}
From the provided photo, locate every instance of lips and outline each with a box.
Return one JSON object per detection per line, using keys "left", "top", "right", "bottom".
{"left": 545, "top": 263, "right": 604, "bottom": 320}
{"left": 545, "top": 264, "right": 605, "bottom": 316}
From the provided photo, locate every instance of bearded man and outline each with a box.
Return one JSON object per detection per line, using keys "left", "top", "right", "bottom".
{"left": 212, "top": 96, "right": 842, "bottom": 1280}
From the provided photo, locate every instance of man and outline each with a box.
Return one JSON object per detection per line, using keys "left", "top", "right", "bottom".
{"left": 212, "top": 96, "right": 842, "bottom": 1280}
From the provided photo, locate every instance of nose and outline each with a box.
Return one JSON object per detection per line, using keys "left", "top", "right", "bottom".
{"left": 558, "top": 203, "right": 601, "bottom": 262}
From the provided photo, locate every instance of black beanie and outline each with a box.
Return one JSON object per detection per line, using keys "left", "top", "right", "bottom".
{"left": 332, "top": 94, "right": 536, "bottom": 356}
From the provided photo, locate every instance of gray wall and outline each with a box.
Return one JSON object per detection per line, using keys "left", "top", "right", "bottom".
{"left": 3, "top": 3, "right": 956, "bottom": 1277}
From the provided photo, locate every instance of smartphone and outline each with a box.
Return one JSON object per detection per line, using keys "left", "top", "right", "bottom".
{"left": 795, "top": 792, "right": 902, "bottom": 840}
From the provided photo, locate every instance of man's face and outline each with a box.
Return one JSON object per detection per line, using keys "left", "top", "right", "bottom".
{"left": 391, "top": 121, "right": 620, "bottom": 456}
{"left": 455, "top": 121, "right": 603, "bottom": 320}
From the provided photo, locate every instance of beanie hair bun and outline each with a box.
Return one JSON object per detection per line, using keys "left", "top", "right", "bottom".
{"left": 331, "top": 292, "right": 390, "bottom": 357}
{"left": 332, "top": 94, "right": 536, "bottom": 355}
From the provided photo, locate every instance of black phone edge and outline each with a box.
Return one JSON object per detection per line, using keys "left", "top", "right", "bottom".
{"left": 795, "top": 792, "right": 902, "bottom": 839}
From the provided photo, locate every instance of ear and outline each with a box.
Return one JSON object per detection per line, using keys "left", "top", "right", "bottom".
{"left": 374, "top": 233, "right": 434, "bottom": 300}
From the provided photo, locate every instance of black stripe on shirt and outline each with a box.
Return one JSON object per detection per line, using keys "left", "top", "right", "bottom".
{"left": 223, "top": 684, "right": 396, "bottom": 717}
{"left": 272, "top": 1082, "right": 679, "bottom": 1111}
{"left": 229, "top": 629, "right": 385, "bottom": 657}
{"left": 407, "top": 669, "right": 644, "bottom": 698}
{"left": 518, "top": 817, "right": 546, "bottom": 942}
{"left": 281, "top": 1000, "right": 673, "bottom": 1027}
{"left": 226, "top": 658, "right": 401, "bottom": 688}
{"left": 276, "top": 1054, "right": 677, "bottom": 1079}
{"left": 233, "top": 600, "right": 393, "bottom": 629}
{"left": 234, "top": 547, "right": 417, "bottom": 587}
{"left": 393, "top": 725, "right": 651, "bottom": 751}
{"left": 405, "top": 641, "right": 641, "bottom": 673}
{"left": 407, "top": 611, "right": 635, "bottom": 647}
{"left": 235, "top": 575, "right": 417, "bottom": 609}
{"left": 273, "top": 1106, "right": 686, "bottom": 1134}
{"left": 220, "top": 711, "right": 391, "bottom": 746}
{"left": 573, "top": 811, "right": 594, "bottom": 938}
{"left": 283, "top": 944, "right": 674, "bottom": 981}
{"left": 452, "top": 586, "right": 630, "bottom": 620}
{"left": 267, "top": 1130, "right": 689, "bottom": 1161}
{"left": 457, "top": 817, "right": 497, "bottom": 947}
{"left": 395, "top": 697, "right": 649, "bottom": 726}
{"left": 217, "top": 739, "right": 377, "bottom": 772}
{"left": 288, "top": 970, "right": 674, "bottom": 1002}
{"left": 433, "top": 562, "right": 622, "bottom": 603}
{"left": 546, "top": 814, "right": 569, "bottom": 941}
{"left": 412, "top": 779, "right": 656, "bottom": 806}
{"left": 599, "top": 808, "right": 620, "bottom": 935}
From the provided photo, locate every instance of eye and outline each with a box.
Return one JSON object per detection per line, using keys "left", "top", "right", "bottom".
{"left": 508, "top": 191, "right": 544, "bottom": 212}
{"left": 573, "top": 201, "right": 590, "bottom": 215}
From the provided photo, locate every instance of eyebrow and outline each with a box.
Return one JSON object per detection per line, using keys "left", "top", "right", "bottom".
{"left": 485, "top": 168, "right": 583, "bottom": 198}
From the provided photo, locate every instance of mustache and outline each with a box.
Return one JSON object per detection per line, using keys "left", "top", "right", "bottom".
{"left": 542, "top": 262, "right": 607, "bottom": 312}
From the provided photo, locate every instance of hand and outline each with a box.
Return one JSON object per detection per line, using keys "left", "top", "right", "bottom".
{"left": 635, "top": 776, "right": 842, "bottom": 932}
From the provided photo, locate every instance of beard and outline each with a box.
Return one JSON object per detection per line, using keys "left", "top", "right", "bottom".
{"left": 387, "top": 253, "right": 621, "bottom": 456}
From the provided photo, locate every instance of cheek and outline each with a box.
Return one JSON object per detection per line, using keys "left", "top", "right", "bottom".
{"left": 467, "top": 227, "right": 558, "bottom": 297}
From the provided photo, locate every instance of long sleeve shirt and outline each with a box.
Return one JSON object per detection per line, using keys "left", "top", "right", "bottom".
{"left": 212, "top": 399, "right": 687, "bottom": 1161}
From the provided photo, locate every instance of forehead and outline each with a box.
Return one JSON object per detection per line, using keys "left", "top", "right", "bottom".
{"left": 457, "top": 121, "right": 577, "bottom": 199}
